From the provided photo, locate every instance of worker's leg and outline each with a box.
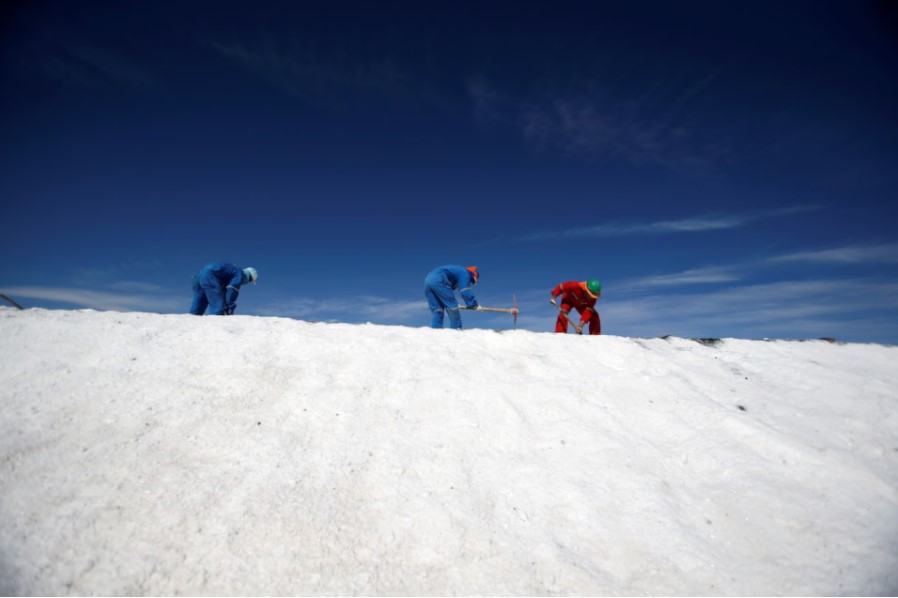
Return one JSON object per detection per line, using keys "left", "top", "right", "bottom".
{"left": 555, "top": 302, "right": 573, "bottom": 333}
{"left": 432, "top": 281, "right": 461, "bottom": 329}
{"left": 555, "top": 313, "right": 569, "bottom": 333}
{"left": 188, "top": 276, "right": 208, "bottom": 315}
{"left": 586, "top": 309, "right": 601, "bottom": 335}
{"left": 446, "top": 307, "right": 462, "bottom": 329}
{"left": 425, "top": 285, "right": 446, "bottom": 328}
{"left": 204, "top": 285, "right": 228, "bottom": 315}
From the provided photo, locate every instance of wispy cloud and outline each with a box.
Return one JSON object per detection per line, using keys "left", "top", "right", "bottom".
{"left": 769, "top": 243, "right": 898, "bottom": 264}
{"left": 32, "top": 40, "right": 156, "bottom": 89}
{"left": 617, "top": 266, "right": 744, "bottom": 290}
{"left": 466, "top": 74, "right": 729, "bottom": 169}
{"left": 256, "top": 295, "right": 425, "bottom": 323}
{"left": 518, "top": 206, "right": 816, "bottom": 242}
{"left": 107, "top": 281, "right": 167, "bottom": 293}
{"left": 209, "top": 39, "right": 409, "bottom": 105}
{"left": 454, "top": 272, "right": 898, "bottom": 341}
{"left": 467, "top": 77, "right": 506, "bottom": 124}
{"left": 615, "top": 239, "right": 894, "bottom": 292}
{"left": 603, "top": 278, "right": 898, "bottom": 341}
{"left": 1, "top": 286, "right": 182, "bottom": 313}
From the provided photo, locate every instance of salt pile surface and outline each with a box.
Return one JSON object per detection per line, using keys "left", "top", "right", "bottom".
{"left": 1, "top": 308, "right": 896, "bottom": 595}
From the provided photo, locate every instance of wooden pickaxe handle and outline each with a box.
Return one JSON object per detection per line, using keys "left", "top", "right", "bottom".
{"left": 0, "top": 294, "right": 24, "bottom": 310}
{"left": 459, "top": 305, "right": 516, "bottom": 314}
{"left": 557, "top": 307, "right": 583, "bottom": 334}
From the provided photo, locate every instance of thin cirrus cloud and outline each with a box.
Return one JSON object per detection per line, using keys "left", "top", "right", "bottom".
{"left": 615, "top": 266, "right": 744, "bottom": 291}
{"left": 768, "top": 243, "right": 898, "bottom": 264}
{"left": 255, "top": 295, "right": 425, "bottom": 323}
{"left": 1, "top": 286, "right": 425, "bottom": 322}
{"left": 31, "top": 38, "right": 157, "bottom": 89}
{"left": 603, "top": 278, "right": 898, "bottom": 341}
{"left": 519, "top": 206, "right": 817, "bottom": 242}
{"left": 208, "top": 39, "right": 408, "bottom": 104}
{"left": 467, "top": 74, "right": 729, "bottom": 169}
{"left": 608, "top": 240, "right": 896, "bottom": 295}
{"left": 1, "top": 286, "right": 182, "bottom": 313}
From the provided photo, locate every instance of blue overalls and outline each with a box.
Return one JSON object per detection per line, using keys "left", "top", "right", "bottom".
{"left": 424, "top": 265, "right": 479, "bottom": 329}
{"left": 189, "top": 262, "right": 247, "bottom": 315}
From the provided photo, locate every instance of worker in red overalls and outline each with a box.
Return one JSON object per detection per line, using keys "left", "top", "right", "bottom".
{"left": 550, "top": 279, "right": 602, "bottom": 335}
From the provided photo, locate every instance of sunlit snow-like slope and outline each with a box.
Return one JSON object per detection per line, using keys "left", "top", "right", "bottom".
{"left": 1, "top": 308, "right": 896, "bottom": 595}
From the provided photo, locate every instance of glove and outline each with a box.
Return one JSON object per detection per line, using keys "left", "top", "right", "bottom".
{"left": 549, "top": 298, "right": 557, "bottom": 306}
{"left": 471, "top": 304, "right": 481, "bottom": 311}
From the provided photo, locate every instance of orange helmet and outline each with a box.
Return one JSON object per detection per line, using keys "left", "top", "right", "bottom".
{"left": 466, "top": 266, "right": 480, "bottom": 283}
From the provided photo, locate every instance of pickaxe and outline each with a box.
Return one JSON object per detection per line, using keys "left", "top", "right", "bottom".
{"left": 0, "top": 294, "right": 24, "bottom": 310}
{"left": 551, "top": 299, "right": 583, "bottom": 334}
{"left": 459, "top": 294, "right": 519, "bottom": 327}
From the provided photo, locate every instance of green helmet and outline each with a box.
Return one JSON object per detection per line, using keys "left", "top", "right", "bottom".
{"left": 586, "top": 279, "right": 601, "bottom": 297}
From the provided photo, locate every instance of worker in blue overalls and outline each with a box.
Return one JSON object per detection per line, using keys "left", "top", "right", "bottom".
{"left": 423, "top": 265, "right": 480, "bottom": 329}
{"left": 189, "top": 262, "right": 257, "bottom": 315}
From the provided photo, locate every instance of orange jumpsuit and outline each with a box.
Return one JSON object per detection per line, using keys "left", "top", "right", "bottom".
{"left": 551, "top": 281, "right": 601, "bottom": 335}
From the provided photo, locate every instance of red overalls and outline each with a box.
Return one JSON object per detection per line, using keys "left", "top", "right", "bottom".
{"left": 551, "top": 281, "right": 601, "bottom": 335}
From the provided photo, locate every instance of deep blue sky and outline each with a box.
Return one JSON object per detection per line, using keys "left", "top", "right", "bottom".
{"left": 2, "top": 0, "right": 897, "bottom": 341}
